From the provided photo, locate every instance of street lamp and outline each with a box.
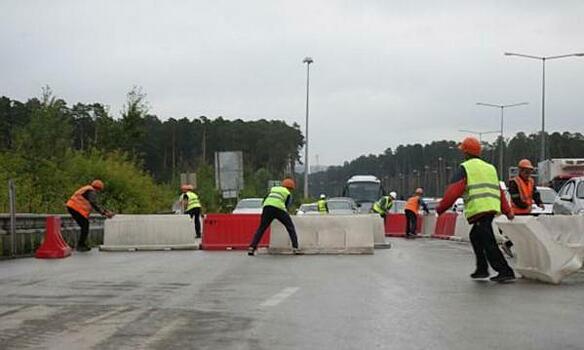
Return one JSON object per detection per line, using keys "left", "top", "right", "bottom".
{"left": 458, "top": 129, "right": 500, "bottom": 143}
{"left": 476, "top": 102, "right": 528, "bottom": 179}
{"left": 504, "top": 52, "right": 584, "bottom": 162}
{"left": 302, "top": 56, "right": 314, "bottom": 199}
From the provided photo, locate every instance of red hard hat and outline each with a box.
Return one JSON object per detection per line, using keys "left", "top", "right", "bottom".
{"left": 281, "top": 178, "right": 296, "bottom": 190}
{"left": 91, "top": 179, "right": 104, "bottom": 191}
{"left": 459, "top": 137, "right": 481, "bottom": 156}
{"left": 518, "top": 159, "right": 534, "bottom": 170}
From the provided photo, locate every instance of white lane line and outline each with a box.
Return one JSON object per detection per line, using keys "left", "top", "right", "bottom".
{"left": 260, "top": 287, "right": 300, "bottom": 307}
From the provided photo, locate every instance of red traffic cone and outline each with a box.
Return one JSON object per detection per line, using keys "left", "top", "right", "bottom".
{"left": 35, "top": 216, "right": 72, "bottom": 259}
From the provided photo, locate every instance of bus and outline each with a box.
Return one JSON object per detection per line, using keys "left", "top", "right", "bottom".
{"left": 342, "top": 175, "right": 384, "bottom": 213}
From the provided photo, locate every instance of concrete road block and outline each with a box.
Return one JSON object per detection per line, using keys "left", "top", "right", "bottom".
{"left": 269, "top": 215, "right": 375, "bottom": 254}
{"left": 421, "top": 215, "right": 437, "bottom": 238}
{"left": 100, "top": 215, "right": 199, "bottom": 251}
{"left": 496, "top": 216, "right": 584, "bottom": 284}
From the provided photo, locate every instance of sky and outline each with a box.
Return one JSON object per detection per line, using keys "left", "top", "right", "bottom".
{"left": 1, "top": 0, "right": 583, "bottom": 166}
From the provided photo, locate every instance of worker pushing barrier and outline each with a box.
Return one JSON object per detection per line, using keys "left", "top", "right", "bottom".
{"left": 437, "top": 137, "right": 516, "bottom": 283}
{"left": 66, "top": 179, "right": 114, "bottom": 252}
{"left": 372, "top": 191, "right": 396, "bottom": 220}
{"left": 180, "top": 184, "right": 202, "bottom": 239}
{"left": 404, "top": 188, "right": 429, "bottom": 238}
{"left": 248, "top": 177, "right": 302, "bottom": 256}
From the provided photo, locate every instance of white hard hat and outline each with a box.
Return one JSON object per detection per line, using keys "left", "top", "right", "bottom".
{"left": 320, "top": 194, "right": 326, "bottom": 199}
{"left": 389, "top": 191, "right": 397, "bottom": 199}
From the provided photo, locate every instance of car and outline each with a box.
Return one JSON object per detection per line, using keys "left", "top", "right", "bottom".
{"left": 553, "top": 177, "right": 584, "bottom": 215}
{"left": 232, "top": 198, "right": 264, "bottom": 214}
{"left": 296, "top": 203, "right": 319, "bottom": 215}
{"left": 326, "top": 197, "right": 358, "bottom": 215}
{"left": 530, "top": 186, "right": 556, "bottom": 215}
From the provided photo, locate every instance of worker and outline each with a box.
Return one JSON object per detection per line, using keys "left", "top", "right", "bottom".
{"left": 66, "top": 179, "right": 114, "bottom": 252}
{"left": 372, "top": 191, "right": 397, "bottom": 219}
{"left": 404, "top": 188, "right": 429, "bottom": 238}
{"left": 317, "top": 194, "right": 329, "bottom": 214}
{"left": 509, "top": 159, "right": 544, "bottom": 215}
{"left": 436, "top": 137, "right": 515, "bottom": 283}
{"left": 181, "top": 184, "right": 202, "bottom": 238}
{"left": 248, "top": 178, "right": 301, "bottom": 256}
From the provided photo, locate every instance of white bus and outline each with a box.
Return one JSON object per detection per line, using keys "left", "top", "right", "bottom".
{"left": 342, "top": 175, "right": 384, "bottom": 213}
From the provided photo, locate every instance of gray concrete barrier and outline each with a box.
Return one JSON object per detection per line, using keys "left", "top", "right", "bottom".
{"left": 496, "top": 216, "right": 584, "bottom": 284}
{"left": 421, "top": 215, "right": 437, "bottom": 237}
{"left": 100, "top": 215, "right": 198, "bottom": 251}
{"left": 268, "top": 215, "right": 375, "bottom": 254}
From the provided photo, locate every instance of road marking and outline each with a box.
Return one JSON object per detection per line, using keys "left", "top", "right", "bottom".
{"left": 260, "top": 287, "right": 300, "bottom": 307}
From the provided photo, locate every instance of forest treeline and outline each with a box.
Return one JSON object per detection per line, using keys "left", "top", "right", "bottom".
{"left": 309, "top": 132, "right": 584, "bottom": 199}
{"left": 0, "top": 87, "right": 304, "bottom": 213}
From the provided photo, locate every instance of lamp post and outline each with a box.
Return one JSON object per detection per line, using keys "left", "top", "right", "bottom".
{"left": 458, "top": 129, "right": 500, "bottom": 143}
{"left": 476, "top": 102, "right": 528, "bottom": 179}
{"left": 302, "top": 57, "right": 313, "bottom": 199}
{"left": 504, "top": 52, "right": 584, "bottom": 162}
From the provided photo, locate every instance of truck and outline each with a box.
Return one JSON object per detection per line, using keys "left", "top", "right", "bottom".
{"left": 537, "top": 158, "right": 584, "bottom": 192}
{"left": 342, "top": 175, "right": 384, "bottom": 213}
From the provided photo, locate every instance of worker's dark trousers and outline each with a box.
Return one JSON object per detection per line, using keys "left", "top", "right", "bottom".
{"left": 469, "top": 215, "right": 514, "bottom": 276}
{"left": 405, "top": 209, "right": 417, "bottom": 235}
{"left": 250, "top": 206, "right": 298, "bottom": 249}
{"left": 186, "top": 208, "right": 201, "bottom": 238}
{"left": 67, "top": 207, "right": 90, "bottom": 247}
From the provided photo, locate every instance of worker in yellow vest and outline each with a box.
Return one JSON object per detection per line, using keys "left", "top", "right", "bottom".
{"left": 181, "top": 184, "right": 202, "bottom": 238}
{"left": 372, "top": 191, "right": 397, "bottom": 220}
{"left": 437, "top": 137, "right": 515, "bottom": 283}
{"left": 317, "top": 194, "right": 329, "bottom": 214}
{"left": 66, "top": 179, "right": 114, "bottom": 252}
{"left": 248, "top": 178, "right": 301, "bottom": 256}
{"left": 404, "top": 188, "right": 429, "bottom": 238}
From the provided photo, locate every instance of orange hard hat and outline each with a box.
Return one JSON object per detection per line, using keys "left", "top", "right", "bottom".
{"left": 91, "top": 179, "right": 104, "bottom": 191}
{"left": 459, "top": 137, "right": 481, "bottom": 156}
{"left": 180, "top": 184, "right": 193, "bottom": 192}
{"left": 281, "top": 178, "right": 296, "bottom": 190}
{"left": 518, "top": 159, "right": 534, "bottom": 170}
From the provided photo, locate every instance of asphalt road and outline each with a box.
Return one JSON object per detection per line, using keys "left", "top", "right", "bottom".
{"left": 0, "top": 239, "right": 583, "bottom": 350}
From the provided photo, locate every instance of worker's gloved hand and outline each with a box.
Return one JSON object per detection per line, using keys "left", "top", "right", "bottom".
{"left": 104, "top": 210, "right": 115, "bottom": 219}
{"left": 538, "top": 204, "right": 545, "bottom": 209}
{"left": 506, "top": 212, "right": 515, "bottom": 221}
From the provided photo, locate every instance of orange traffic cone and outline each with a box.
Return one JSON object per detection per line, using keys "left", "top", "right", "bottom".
{"left": 35, "top": 216, "right": 72, "bottom": 259}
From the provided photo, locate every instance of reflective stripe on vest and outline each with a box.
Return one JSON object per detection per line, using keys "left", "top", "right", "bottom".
{"left": 184, "top": 191, "right": 201, "bottom": 211}
{"left": 511, "top": 176, "right": 534, "bottom": 214}
{"left": 461, "top": 158, "right": 501, "bottom": 219}
{"left": 405, "top": 196, "right": 420, "bottom": 213}
{"left": 263, "top": 186, "right": 290, "bottom": 211}
{"left": 66, "top": 185, "right": 94, "bottom": 218}
{"left": 317, "top": 199, "right": 327, "bottom": 213}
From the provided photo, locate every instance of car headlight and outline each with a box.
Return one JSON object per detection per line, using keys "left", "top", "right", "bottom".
{"left": 577, "top": 209, "right": 584, "bottom": 215}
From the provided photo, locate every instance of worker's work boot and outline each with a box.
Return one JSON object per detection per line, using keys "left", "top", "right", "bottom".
{"left": 490, "top": 273, "right": 516, "bottom": 283}
{"left": 470, "top": 270, "right": 490, "bottom": 279}
{"left": 292, "top": 248, "right": 304, "bottom": 255}
{"left": 247, "top": 247, "right": 255, "bottom": 256}
{"left": 76, "top": 245, "right": 91, "bottom": 252}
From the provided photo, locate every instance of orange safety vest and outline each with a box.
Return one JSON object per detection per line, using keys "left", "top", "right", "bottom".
{"left": 66, "top": 185, "right": 95, "bottom": 218}
{"left": 511, "top": 176, "right": 534, "bottom": 215}
{"left": 405, "top": 195, "right": 420, "bottom": 213}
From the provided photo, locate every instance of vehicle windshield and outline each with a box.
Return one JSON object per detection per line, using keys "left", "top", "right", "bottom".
{"left": 538, "top": 188, "right": 557, "bottom": 204}
{"left": 299, "top": 204, "right": 317, "bottom": 212}
{"left": 328, "top": 201, "right": 352, "bottom": 210}
{"left": 236, "top": 199, "right": 263, "bottom": 209}
{"left": 577, "top": 182, "right": 584, "bottom": 199}
{"left": 344, "top": 182, "right": 382, "bottom": 203}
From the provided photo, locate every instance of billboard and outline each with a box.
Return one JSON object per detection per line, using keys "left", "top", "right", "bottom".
{"left": 214, "top": 151, "right": 244, "bottom": 198}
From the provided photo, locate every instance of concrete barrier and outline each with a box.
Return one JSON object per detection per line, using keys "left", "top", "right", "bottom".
{"left": 367, "top": 215, "right": 391, "bottom": 249}
{"left": 421, "top": 215, "right": 437, "bottom": 237}
{"left": 268, "top": 215, "right": 375, "bottom": 254}
{"left": 495, "top": 216, "right": 584, "bottom": 284}
{"left": 453, "top": 215, "right": 501, "bottom": 243}
{"left": 100, "top": 215, "right": 199, "bottom": 251}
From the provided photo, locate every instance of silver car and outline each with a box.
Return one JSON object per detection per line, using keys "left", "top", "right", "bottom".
{"left": 327, "top": 197, "right": 358, "bottom": 215}
{"left": 553, "top": 177, "right": 584, "bottom": 215}
{"left": 232, "top": 198, "right": 264, "bottom": 214}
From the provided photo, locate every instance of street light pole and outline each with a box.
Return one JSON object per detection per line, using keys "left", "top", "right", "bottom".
{"left": 476, "top": 102, "right": 528, "bottom": 179}
{"left": 302, "top": 57, "right": 313, "bottom": 199}
{"left": 504, "top": 52, "right": 584, "bottom": 162}
{"left": 458, "top": 129, "right": 500, "bottom": 143}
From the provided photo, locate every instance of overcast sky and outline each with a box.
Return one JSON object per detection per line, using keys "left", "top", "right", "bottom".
{"left": 1, "top": 0, "right": 583, "bottom": 165}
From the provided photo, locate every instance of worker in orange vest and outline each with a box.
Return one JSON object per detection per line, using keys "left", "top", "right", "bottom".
{"left": 404, "top": 187, "right": 429, "bottom": 238}
{"left": 508, "top": 159, "right": 544, "bottom": 215}
{"left": 66, "top": 180, "right": 114, "bottom": 252}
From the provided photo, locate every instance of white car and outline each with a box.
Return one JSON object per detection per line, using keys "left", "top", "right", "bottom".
{"left": 327, "top": 197, "right": 358, "bottom": 215}
{"left": 553, "top": 177, "right": 584, "bottom": 215}
{"left": 232, "top": 198, "right": 264, "bottom": 214}
{"left": 296, "top": 203, "right": 319, "bottom": 215}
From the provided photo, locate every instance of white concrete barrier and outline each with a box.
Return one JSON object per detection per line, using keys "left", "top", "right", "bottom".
{"left": 453, "top": 215, "right": 502, "bottom": 243}
{"left": 421, "top": 215, "right": 437, "bottom": 237}
{"left": 268, "top": 215, "right": 375, "bottom": 254}
{"left": 100, "top": 215, "right": 199, "bottom": 251}
{"left": 495, "top": 216, "right": 584, "bottom": 284}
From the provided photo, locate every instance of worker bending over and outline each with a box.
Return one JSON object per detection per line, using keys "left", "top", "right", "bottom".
{"left": 372, "top": 191, "right": 397, "bottom": 220}
{"left": 181, "top": 184, "right": 202, "bottom": 238}
{"left": 317, "top": 194, "right": 329, "bottom": 214}
{"left": 404, "top": 188, "right": 429, "bottom": 238}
